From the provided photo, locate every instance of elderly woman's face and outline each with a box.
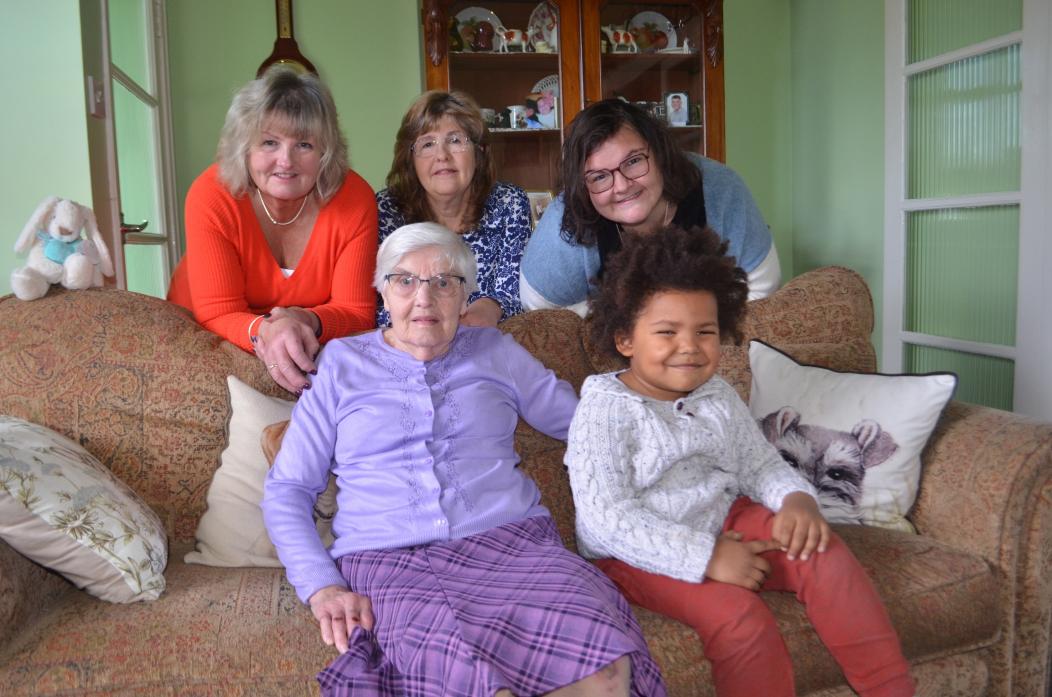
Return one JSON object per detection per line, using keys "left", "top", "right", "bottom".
{"left": 249, "top": 117, "right": 321, "bottom": 202}
{"left": 411, "top": 115, "right": 477, "bottom": 203}
{"left": 381, "top": 246, "right": 468, "bottom": 362}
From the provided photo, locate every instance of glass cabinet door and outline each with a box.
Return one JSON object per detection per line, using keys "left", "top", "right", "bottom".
{"left": 582, "top": 0, "right": 724, "bottom": 161}
{"left": 424, "top": 0, "right": 580, "bottom": 191}
{"left": 421, "top": 0, "right": 723, "bottom": 187}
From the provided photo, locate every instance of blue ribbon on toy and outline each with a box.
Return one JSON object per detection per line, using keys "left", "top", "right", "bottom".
{"left": 36, "top": 230, "right": 83, "bottom": 264}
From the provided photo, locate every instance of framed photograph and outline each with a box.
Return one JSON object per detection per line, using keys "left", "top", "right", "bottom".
{"left": 526, "top": 190, "right": 554, "bottom": 229}
{"left": 665, "top": 92, "right": 689, "bottom": 127}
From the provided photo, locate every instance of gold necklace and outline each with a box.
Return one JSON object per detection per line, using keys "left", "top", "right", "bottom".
{"left": 257, "top": 188, "right": 310, "bottom": 226}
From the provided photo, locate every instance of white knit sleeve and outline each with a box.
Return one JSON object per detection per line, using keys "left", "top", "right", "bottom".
{"left": 566, "top": 389, "right": 716, "bottom": 583}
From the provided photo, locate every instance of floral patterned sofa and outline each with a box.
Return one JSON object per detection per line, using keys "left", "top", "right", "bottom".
{"left": 0, "top": 267, "right": 1049, "bottom": 696}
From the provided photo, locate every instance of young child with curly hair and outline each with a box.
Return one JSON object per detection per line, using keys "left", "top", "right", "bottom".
{"left": 565, "top": 226, "right": 914, "bottom": 697}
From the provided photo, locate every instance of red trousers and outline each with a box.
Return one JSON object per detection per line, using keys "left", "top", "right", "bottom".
{"left": 595, "top": 498, "right": 915, "bottom": 697}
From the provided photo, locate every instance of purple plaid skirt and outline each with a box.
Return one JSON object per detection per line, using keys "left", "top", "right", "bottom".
{"left": 317, "top": 515, "right": 667, "bottom": 696}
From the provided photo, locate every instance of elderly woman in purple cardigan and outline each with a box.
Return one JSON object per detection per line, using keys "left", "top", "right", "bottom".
{"left": 262, "top": 222, "right": 666, "bottom": 697}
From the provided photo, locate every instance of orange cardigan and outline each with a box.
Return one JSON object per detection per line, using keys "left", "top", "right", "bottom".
{"left": 168, "top": 165, "right": 378, "bottom": 351}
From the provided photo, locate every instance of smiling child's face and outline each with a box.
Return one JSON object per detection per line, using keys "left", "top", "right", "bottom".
{"left": 615, "top": 289, "right": 721, "bottom": 401}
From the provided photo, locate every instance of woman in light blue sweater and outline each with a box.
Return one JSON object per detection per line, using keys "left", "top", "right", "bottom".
{"left": 520, "top": 99, "right": 780, "bottom": 315}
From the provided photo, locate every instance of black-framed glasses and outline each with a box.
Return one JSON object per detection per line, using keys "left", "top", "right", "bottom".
{"left": 583, "top": 152, "right": 651, "bottom": 194}
{"left": 384, "top": 273, "right": 466, "bottom": 297}
{"left": 410, "top": 132, "right": 473, "bottom": 158}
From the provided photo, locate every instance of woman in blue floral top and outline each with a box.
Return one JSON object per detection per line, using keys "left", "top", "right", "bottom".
{"left": 376, "top": 91, "right": 531, "bottom": 327}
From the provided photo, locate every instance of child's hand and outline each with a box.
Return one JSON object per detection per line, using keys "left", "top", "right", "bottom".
{"left": 772, "top": 492, "right": 831, "bottom": 561}
{"left": 705, "top": 531, "right": 781, "bottom": 590}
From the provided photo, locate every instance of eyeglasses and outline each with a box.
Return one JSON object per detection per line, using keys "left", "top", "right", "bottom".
{"left": 384, "top": 273, "right": 466, "bottom": 297}
{"left": 411, "top": 132, "right": 473, "bottom": 158}
{"left": 583, "top": 152, "right": 651, "bottom": 194}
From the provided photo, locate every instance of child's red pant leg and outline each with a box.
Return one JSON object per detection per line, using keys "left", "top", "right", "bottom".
{"left": 595, "top": 557, "right": 795, "bottom": 697}
{"left": 726, "top": 498, "right": 915, "bottom": 697}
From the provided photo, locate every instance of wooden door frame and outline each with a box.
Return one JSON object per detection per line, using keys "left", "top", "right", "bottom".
{"left": 80, "top": 0, "right": 181, "bottom": 291}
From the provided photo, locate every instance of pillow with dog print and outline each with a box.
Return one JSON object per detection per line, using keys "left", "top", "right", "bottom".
{"left": 747, "top": 341, "right": 957, "bottom": 533}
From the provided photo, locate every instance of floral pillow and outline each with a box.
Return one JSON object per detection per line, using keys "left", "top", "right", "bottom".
{"left": 0, "top": 416, "right": 167, "bottom": 602}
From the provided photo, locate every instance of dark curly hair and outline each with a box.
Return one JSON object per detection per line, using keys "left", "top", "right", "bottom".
{"left": 559, "top": 99, "right": 701, "bottom": 246}
{"left": 588, "top": 225, "right": 749, "bottom": 363}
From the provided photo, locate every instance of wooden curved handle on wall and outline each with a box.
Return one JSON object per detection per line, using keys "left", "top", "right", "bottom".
{"left": 423, "top": 0, "right": 452, "bottom": 68}
{"left": 257, "top": 0, "right": 318, "bottom": 77}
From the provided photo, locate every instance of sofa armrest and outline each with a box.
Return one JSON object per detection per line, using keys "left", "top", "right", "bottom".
{"left": 912, "top": 400, "right": 1052, "bottom": 563}
{"left": 910, "top": 400, "right": 1052, "bottom": 694}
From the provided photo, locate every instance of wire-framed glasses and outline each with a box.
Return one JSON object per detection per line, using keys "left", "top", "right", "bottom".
{"left": 384, "top": 273, "right": 466, "bottom": 297}
{"left": 583, "top": 152, "right": 651, "bottom": 194}
{"left": 411, "top": 132, "right": 473, "bottom": 158}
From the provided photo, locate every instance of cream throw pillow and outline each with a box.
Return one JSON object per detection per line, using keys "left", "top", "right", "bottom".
{"left": 185, "top": 376, "right": 335, "bottom": 567}
{"left": 0, "top": 416, "right": 167, "bottom": 602}
{"left": 748, "top": 341, "right": 957, "bottom": 532}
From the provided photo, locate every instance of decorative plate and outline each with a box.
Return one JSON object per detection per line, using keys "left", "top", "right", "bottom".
{"left": 455, "top": 6, "right": 504, "bottom": 52}
{"left": 628, "top": 11, "right": 677, "bottom": 52}
{"left": 529, "top": 74, "right": 559, "bottom": 128}
{"left": 527, "top": 2, "right": 559, "bottom": 49}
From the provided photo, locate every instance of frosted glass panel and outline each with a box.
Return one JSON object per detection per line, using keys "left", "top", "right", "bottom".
{"left": 907, "top": 0, "right": 1021, "bottom": 64}
{"left": 109, "top": 0, "right": 151, "bottom": 90}
{"left": 905, "top": 344, "right": 1012, "bottom": 411}
{"left": 907, "top": 45, "right": 1020, "bottom": 199}
{"left": 113, "top": 81, "right": 159, "bottom": 237}
{"left": 906, "top": 206, "right": 1017, "bottom": 346}
{"left": 124, "top": 244, "right": 168, "bottom": 299}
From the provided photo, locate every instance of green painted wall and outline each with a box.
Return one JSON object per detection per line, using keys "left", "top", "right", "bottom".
{"left": 725, "top": 0, "right": 794, "bottom": 279}
{"left": 166, "top": 0, "right": 423, "bottom": 259}
{"left": 3, "top": 0, "right": 888, "bottom": 345}
{"left": 0, "top": 2, "right": 93, "bottom": 298}
{"left": 788, "top": 0, "right": 887, "bottom": 347}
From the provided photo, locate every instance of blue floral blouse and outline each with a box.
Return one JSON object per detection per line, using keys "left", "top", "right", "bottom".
{"left": 375, "top": 182, "right": 531, "bottom": 326}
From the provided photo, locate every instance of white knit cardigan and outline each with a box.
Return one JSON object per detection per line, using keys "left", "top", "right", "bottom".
{"left": 565, "top": 371, "right": 816, "bottom": 583}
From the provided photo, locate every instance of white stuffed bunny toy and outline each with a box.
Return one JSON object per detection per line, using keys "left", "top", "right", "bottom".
{"left": 11, "top": 196, "right": 115, "bottom": 301}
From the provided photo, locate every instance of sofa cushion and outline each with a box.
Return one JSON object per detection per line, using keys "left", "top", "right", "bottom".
{"left": 0, "top": 546, "right": 333, "bottom": 696}
{"left": 0, "top": 525, "right": 999, "bottom": 696}
{"left": 749, "top": 341, "right": 956, "bottom": 530}
{"left": 0, "top": 289, "right": 288, "bottom": 542}
{"left": 0, "top": 416, "right": 167, "bottom": 603}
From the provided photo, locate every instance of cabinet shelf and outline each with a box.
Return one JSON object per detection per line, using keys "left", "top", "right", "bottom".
{"left": 600, "top": 51, "right": 700, "bottom": 72}
{"left": 490, "top": 128, "right": 562, "bottom": 135}
{"left": 451, "top": 52, "right": 560, "bottom": 72}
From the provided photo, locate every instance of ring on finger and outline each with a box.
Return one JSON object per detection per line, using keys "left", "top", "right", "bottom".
{"left": 267, "top": 363, "right": 279, "bottom": 370}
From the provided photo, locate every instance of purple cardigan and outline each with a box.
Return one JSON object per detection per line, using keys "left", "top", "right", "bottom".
{"left": 262, "top": 325, "right": 579, "bottom": 603}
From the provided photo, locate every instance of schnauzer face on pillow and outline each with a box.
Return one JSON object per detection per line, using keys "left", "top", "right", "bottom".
{"left": 759, "top": 407, "right": 899, "bottom": 524}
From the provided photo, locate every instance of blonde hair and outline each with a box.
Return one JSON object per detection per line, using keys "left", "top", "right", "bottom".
{"left": 384, "top": 91, "right": 494, "bottom": 229}
{"left": 216, "top": 67, "right": 348, "bottom": 201}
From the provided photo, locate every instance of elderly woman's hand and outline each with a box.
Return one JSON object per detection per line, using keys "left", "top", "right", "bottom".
{"left": 254, "top": 306, "right": 320, "bottom": 393}
{"left": 309, "top": 584, "right": 375, "bottom": 654}
{"left": 460, "top": 298, "right": 502, "bottom": 327}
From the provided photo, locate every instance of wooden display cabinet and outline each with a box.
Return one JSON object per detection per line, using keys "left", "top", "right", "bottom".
{"left": 421, "top": 0, "right": 724, "bottom": 192}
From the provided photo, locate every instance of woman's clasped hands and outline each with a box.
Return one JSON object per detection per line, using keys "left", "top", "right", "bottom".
{"left": 252, "top": 306, "right": 320, "bottom": 393}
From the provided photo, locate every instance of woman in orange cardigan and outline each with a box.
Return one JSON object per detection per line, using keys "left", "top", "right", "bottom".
{"left": 168, "top": 68, "right": 377, "bottom": 394}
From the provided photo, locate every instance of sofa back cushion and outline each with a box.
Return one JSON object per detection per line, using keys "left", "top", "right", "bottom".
{"left": 0, "top": 289, "right": 285, "bottom": 542}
